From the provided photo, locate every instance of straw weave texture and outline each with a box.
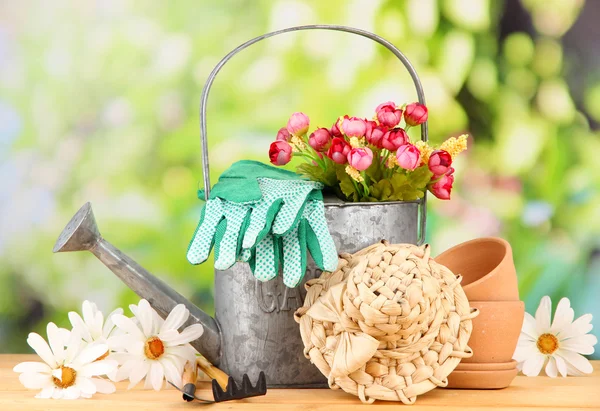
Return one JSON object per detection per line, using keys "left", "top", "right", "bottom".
{"left": 295, "top": 241, "right": 477, "bottom": 404}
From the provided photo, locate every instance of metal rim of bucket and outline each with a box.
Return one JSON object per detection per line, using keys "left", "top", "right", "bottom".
{"left": 198, "top": 24, "right": 428, "bottom": 245}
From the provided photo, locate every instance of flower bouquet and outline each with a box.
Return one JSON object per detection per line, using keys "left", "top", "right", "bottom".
{"left": 269, "top": 101, "right": 468, "bottom": 202}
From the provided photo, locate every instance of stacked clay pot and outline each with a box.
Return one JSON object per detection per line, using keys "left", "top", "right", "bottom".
{"left": 435, "top": 237, "right": 524, "bottom": 389}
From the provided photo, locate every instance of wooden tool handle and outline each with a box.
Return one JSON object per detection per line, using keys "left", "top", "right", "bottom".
{"left": 181, "top": 360, "right": 198, "bottom": 401}
{"left": 196, "top": 354, "right": 230, "bottom": 390}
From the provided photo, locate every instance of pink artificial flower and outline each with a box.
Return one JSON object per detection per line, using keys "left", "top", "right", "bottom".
{"left": 327, "top": 137, "right": 351, "bottom": 164}
{"left": 429, "top": 169, "right": 454, "bottom": 200}
{"left": 269, "top": 141, "right": 293, "bottom": 166}
{"left": 404, "top": 102, "right": 428, "bottom": 127}
{"left": 365, "top": 120, "right": 387, "bottom": 148}
{"left": 396, "top": 144, "right": 421, "bottom": 171}
{"left": 347, "top": 147, "right": 373, "bottom": 171}
{"left": 330, "top": 115, "right": 348, "bottom": 138}
{"left": 376, "top": 101, "right": 403, "bottom": 128}
{"left": 381, "top": 128, "right": 408, "bottom": 151}
{"left": 276, "top": 127, "right": 291, "bottom": 142}
{"left": 341, "top": 117, "right": 367, "bottom": 137}
{"left": 428, "top": 150, "right": 452, "bottom": 176}
{"left": 308, "top": 128, "right": 332, "bottom": 152}
{"left": 286, "top": 112, "right": 310, "bottom": 136}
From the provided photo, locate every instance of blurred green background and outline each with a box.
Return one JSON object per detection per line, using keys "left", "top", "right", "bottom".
{"left": 0, "top": 0, "right": 598, "bottom": 357}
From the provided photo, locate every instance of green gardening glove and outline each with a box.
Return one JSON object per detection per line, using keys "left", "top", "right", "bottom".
{"left": 243, "top": 197, "right": 339, "bottom": 287}
{"left": 187, "top": 161, "right": 327, "bottom": 272}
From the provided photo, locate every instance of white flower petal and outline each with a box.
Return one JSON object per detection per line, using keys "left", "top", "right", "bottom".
{"left": 149, "top": 361, "right": 165, "bottom": 391}
{"left": 163, "top": 324, "right": 203, "bottom": 346}
{"left": 103, "top": 308, "right": 124, "bottom": 338}
{"left": 555, "top": 354, "right": 568, "bottom": 377}
{"left": 521, "top": 312, "right": 539, "bottom": 339}
{"left": 27, "top": 333, "right": 58, "bottom": 368}
{"left": 13, "top": 361, "right": 52, "bottom": 374}
{"left": 63, "top": 332, "right": 82, "bottom": 364}
{"left": 52, "top": 387, "right": 64, "bottom": 399}
{"left": 560, "top": 334, "right": 597, "bottom": 355}
{"left": 19, "top": 372, "right": 52, "bottom": 389}
{"left": 92, "top": 311, "right": 104, "bottom": 340}
{"left": 35, "top": 387, "right": 55, "bottom": 399}
{"left": 128, "top": 359, "right": 150, "bottom": 389}
{"left": 136, "top": 300, "right": 154, "bottom": 337}
{"left": 157, "top": 329, "right": 179, "bottom": 341}
{"left": 550, "top": 298, "right": 574, "bottom": 334}
{"left": 513, "top": 341, "right": 538, "bottom": 362}
{"left": 113, "top": 358, "right": 138, "bottom": 382}
{"left": 76, "top": 376, "right": 97, "bottom": 395}
{"left": 556, "top": 349, "right": 593, "bottom": 375}
{"left": 562, "top": 314, "right": 594, "bottom": 339}
{"left": 82, "top": 301, "right": 96, "bottom": 330}
{"left": 69, "top": 312, "right": 92, "bottom": 343}
{"left": 522, "top": 353, "right": 546, "bottom": 377}
{"left": 112, "top": 314, "right": 145, "bottom": 341}
{"left": 160, "top": 304, "right": 189, "bottom": 334}
{"left": 535, "top": 296, "right": 552, "bottom": 334}
{"left": 76, "top": 343, "right": 109, "bottom": 365}
{"left": 63, "top": 385, "right": 81, "bottom": 400}
{"left": 91, "top": 377, "right": 116, "bottom": 394}
{"left": 81, "top": 360, "right": 118, "bottom": 377}
{"left": 47, "top": 323, "right": 66, "bottom": 364}
{"left": 159, "top": 356, "right": 183, "bottom": 388}
{"left": 165, "top": 344, "right": 196, "bottom": 362}
{"left": 545, "top": 356, "right": 558, "bottom": 378}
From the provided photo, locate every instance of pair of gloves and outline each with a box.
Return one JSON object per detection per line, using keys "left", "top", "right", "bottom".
{"left": 186, "top": 160, "right": 338, "bottom": 287}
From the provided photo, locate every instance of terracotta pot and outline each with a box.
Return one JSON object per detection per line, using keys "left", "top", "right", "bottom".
{"left": 446, "top": 368, "right": 518, "bottom": 390}
{"left": 455, "top": 360, "right": 517, "bottom": 371}
{"left": 463, "top": 300, "right": 524, "bottom": 364}
{"left": 435, "top": 237, "right": 519, "bottom": 301}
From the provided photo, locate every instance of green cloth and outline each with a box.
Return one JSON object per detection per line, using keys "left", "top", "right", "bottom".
{"left": 187, "top": 160, "right": 338, "bottom": 287}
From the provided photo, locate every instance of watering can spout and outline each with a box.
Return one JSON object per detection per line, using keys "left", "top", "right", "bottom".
{"left": 53, "top": 202, "right": 222, "bottom": 366}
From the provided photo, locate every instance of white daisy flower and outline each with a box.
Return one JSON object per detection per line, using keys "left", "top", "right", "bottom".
{"left": 513, "top": 296, "right": 597, "bottom": 377}
{"left": 109, "top": 299, "right": 204, "bottom": 391}
{"left": 13, "top": 322, "right": 118, "bottom": 399}
{"left": 68, "top": 300, "right": 124, "bottom": 360}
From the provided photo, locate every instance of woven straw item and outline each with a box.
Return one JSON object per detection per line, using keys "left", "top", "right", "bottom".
{"left": 295, "top": 241, "right": 477, "bottom": 404}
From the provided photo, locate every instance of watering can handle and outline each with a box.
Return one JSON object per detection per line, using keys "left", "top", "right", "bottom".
{"left": 199, "top": 24, "right": 428, "bottom": 245}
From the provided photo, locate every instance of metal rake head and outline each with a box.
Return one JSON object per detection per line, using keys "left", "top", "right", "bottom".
{"left": 211, "top": 372, "right": 267, "bottom": 403}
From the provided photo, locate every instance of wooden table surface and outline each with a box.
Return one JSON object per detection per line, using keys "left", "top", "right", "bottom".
{"left": 1, "top": 355, "right": 599, "bottom": 410}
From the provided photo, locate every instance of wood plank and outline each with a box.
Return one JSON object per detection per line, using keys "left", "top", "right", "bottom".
{"left": 0, "top": 355, "right": 598, "bottom": 410}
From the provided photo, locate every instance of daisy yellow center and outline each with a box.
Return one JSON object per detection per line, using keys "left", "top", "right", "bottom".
{"left": 52, "top": 366, "right": 76, "bottom": 388}
{"left": 536, "top": 333, "right": 559, "bottom": 355}
{"left": 144, "top": 336, "right": 165, "bottom": 360}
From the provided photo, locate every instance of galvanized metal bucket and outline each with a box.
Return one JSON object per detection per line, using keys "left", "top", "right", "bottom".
{"left": 199, "top": 25, "right": 427, "bottom": 387}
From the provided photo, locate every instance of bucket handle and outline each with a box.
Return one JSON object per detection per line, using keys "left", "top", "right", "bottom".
{"left": 199, "top": 24, "right": 428, "bottom": 245}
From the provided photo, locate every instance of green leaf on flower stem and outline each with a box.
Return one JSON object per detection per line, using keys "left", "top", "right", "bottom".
{"left": 296, "top": 162, "right": 337, "bottom": 187}
{"left": 370, "top": 179, "right": 393, "bottom": 201}
{"left": 409, "top": 166, "right": 434, "bottom": 190}
{"left": 365, "top": 157, "right": 383, "bottom": 183}
{"left": 336, "top": 166, "right": 358, "bottom": 201}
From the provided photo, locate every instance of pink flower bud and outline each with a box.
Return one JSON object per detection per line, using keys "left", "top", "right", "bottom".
{"left": 365, "top": 120, "right": 387, "bottom": 148}
{"left": 341, "top": 116, "right": 367, "bottom": 137}
{"left": 286, "top": 112, "right": 310, "bottom": 136}
{"left": 326, "top": 137, "right": 351, "bottom": 164}
{"left": 347, "top": 147, "right": 373, "bottom": 171}
{"left": 381, "top": 128, "right": 408, "bottom": 151}
{"left": 269, "top": 140, "right": 293, "bottom": 166}
{"left": 276, "top": 127, "right": 291, "bottom": 142}
{"left": 376, "top": 101, "right": 403, "bottom": 128}
{"left": 428, "top": 150, "right": 452, "bottom": 176}
{"left": 404, "top": 103, "right": 428, "bottom": 127}
{"left": 429, "top": 170, "right": 454, "bottom": 200}
{"left": 308, "top": 128, "right": 332, "bottom": 152}
{"left": 330, "top": 115, "right": 348, "bottom": 137}
{"left": 396, "top": 144, "right": 421, "bottom": 171}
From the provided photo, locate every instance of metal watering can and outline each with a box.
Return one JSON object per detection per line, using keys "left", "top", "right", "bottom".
{"left": 53, "top": 25, "right": 428, "bottom": 388}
